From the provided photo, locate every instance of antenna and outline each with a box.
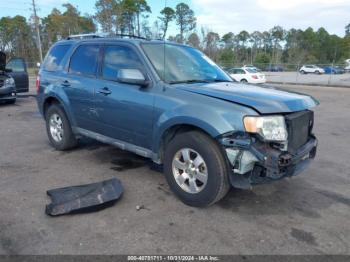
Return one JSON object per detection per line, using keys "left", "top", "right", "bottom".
{"left": 163, "top": 0, "right": 167, "bottom": 82}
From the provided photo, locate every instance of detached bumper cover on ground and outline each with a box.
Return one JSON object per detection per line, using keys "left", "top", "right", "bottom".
{"left": 46, "top": 178, "right": 123, "bottom": 216}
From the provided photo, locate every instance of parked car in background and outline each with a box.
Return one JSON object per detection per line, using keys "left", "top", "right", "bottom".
{"left": 345, "top": 59, "right": 350, "bottom": 72}
{"left": 37, "top": 36, "right": 318, "bottom": 207}
{"left": 0, "top": 51, "right": 17, "bottom": 104}
{"left": 228, "top": 67, "right": 266, "bottom": 84}
{"left": 264, "top": 65, "right": 284, "bottom": 72}
{"left": 324, "top": 66, "right": 345, "bottom": 74}
{"left": 299, "top": 65, "right": 325, "bottom": 74}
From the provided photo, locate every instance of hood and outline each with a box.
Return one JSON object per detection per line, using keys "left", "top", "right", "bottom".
{"left": 0, "top": 51, "right": 5, "bottom": 71}
{"left": 175, "top": 82, "right": 319, "bottom": 114}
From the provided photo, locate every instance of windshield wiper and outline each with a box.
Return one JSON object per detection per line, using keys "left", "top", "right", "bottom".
{"left": 168, "top": 79, "right": 212, "bottom": 85}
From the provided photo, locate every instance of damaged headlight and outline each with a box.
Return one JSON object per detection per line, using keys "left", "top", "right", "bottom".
{"left": 243, "top": 115, "right": 288, "bottom": 141}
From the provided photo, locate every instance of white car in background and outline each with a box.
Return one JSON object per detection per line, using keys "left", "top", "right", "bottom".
{"left": 228, "top": 67, "right": 266, "bottom": 84}
{"left": 345, "top": 59, "right": 350, "bottom": 72}
{"left": 299, "top": 65, "right": 325, "bottom": 74}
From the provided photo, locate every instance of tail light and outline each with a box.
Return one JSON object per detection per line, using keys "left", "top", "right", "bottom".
{"left": 252, "top": 75, "right": 258, "bottom": 79}
{"left": 36, "top": 75, "right": 40, "bottom": 93}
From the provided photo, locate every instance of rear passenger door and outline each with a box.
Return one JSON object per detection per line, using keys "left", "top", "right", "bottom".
{"left": 94, "top": 44, "right": 154, "bottom": 149}
{"left": 64, "top": 44, "right": 101, "bottom": 132}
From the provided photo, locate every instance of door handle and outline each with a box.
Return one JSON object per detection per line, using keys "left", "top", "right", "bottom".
{"left": 61, "top": 80, "right": 71, "bottom": 87}
{"left": 98, "top": 87, "right": 111, "bottom": 95}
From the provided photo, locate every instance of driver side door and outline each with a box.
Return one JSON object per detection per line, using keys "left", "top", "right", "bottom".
{"left": 94, "top": 44, "right": 154, "bottom": 150}
{"left": 6, "top": 58, "right": 29, "bottom": 93}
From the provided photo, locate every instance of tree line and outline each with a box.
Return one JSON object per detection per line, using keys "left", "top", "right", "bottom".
{"left": 0, "top": 0, "right": 349, "bottom": 68}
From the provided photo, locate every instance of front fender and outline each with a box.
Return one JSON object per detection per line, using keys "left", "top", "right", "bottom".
{"left": 152, "top": 103, "right": 255, "bottom": 154}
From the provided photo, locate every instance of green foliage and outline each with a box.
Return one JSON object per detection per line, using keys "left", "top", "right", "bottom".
{"left": 187, "top": 32, "right": 200, "bottom": 48}
{"left": 42, "top": 4, "right": 96, "bottom": 45}
{"left": 94, "top": 0, "right": 151, "bottom": 36}
{"left": 158, "top": 7, "right": 175, "bottom": 39}
{"left": 254, "top": 53, "right": 270, "bottom": 64}
{"left": 175, "top": 3, "right": 196, "bottom": 43}
{"left": 218, "top": 48, "right": 235, "bottom": 66}
{"left": 0, "top": 16, "right": 36, "bottom": 60}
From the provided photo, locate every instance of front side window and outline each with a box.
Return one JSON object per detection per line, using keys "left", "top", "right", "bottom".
{"left": 7, "top": 58, "right": 26, "bottom": 72}
{"left": 43, "top": 44, "right": 71, "bottom": 71}
{"left": 142, "top": 43, "right": 232, "bottom": 84}
{"left": 69, "top": 45, "right": 99, "bottom": 77}
{"left": 101, "top": 45, "right": 143, "bottom": 81}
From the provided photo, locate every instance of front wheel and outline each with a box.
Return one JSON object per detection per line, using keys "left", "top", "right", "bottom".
{"left": 45, "top": 104, "right": 77, "bottom": 151}
{"left": 240, "top": 79, "right": 248, "bottom": 83}
{"left": 164, "top": 131, "right": 230, "bottom": 207}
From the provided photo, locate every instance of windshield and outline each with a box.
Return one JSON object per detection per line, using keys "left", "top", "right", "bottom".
{"left": 142, "top": 43, "right": 232, "bottom": 84}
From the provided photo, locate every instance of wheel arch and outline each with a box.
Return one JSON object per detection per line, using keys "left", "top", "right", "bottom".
{"left": 42, "top": 95, "right": 77, "bottom": 128}
{"left": 154, "top": 120, "right": 225, "bottom": 164}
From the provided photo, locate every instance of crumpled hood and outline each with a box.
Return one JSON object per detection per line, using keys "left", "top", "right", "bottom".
{"left": 175, "top": 82, "right": 319, "bottom": 114}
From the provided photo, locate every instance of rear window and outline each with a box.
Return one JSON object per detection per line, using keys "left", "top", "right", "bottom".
{"left": 69, "top": 45, "right": 99, "bottom": 77}
{"left": 43, "top": 44, "right": 71, "bottom": 71}
{"left": 246, "top": 68, "right": 257, "bottom": 73}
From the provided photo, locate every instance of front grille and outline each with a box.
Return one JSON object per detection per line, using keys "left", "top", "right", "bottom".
{"left": 285, "top": 110, "right": 313, "bottom": 153}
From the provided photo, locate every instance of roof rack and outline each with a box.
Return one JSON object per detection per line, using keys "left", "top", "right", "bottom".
{"left": 66, "top": 33, "right": 149, "bottom": 40}
{"left": 66, "top": 33, "right": 103, "bottom": 40}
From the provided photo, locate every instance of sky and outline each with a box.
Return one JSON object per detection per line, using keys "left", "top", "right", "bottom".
{"left": 0, "top": 0, "right": 349, "bottom": 37}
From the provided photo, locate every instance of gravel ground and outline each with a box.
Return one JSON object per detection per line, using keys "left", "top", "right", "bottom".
{"left": 0, "top": 84, "right": 349, "bottom": 255}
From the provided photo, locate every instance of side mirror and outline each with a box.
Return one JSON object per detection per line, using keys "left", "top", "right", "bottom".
{"left": 117, "top": 69, "right": 149, "bottom": 87}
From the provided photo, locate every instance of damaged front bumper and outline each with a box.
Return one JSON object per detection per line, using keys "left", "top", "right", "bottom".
{"left": 0, "top": 82, "right": 16, "bottom": 101}
{"left": 220, "top": 133, "right": 317, "bottom": 189}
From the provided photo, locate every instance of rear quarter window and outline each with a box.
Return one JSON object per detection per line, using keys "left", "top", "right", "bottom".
{"left": 43, "top": 44, "right": 71, "bottom": 72}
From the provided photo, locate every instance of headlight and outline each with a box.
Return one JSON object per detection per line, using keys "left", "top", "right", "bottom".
{"left": 4, "top": 77, "right": 15, "bottom": 86}
{"left": 244, "top": 116, "right": 288, "bottom": 141}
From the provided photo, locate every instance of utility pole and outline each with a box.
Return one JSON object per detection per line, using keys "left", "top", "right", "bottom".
{"left": 31, "top": 0, "right": 43, "bottom": 62}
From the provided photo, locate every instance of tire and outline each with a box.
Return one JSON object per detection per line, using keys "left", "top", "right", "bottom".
{"left": 45, "top": 104, "right": 77, "bottom": 151}
{"left": 163, "top": 130, "right": 230, "bottom": 207}
{"left": 300, "top": 70, "right": 306, "bottom": 74}
{"left": 315, "top": 70, "right": 320, "bottom": 75}
{"left": 240, "top": 79, "right": 248, "bottom": 83}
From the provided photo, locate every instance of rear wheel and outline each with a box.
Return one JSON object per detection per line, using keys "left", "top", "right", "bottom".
{"left": 164, "top": 131, "right": 230, "bottom": 207}
{"left": 45, "top": 104, "right": 77, "bottom": 150}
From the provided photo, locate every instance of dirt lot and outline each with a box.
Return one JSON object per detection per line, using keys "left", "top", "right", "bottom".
{"left": 0, "top": 83, "right": 349, "bottom": 255}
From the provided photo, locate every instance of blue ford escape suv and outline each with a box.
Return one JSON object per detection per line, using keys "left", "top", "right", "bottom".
{"left": 36, "top": 35, "right": 318, "bottom": 207}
